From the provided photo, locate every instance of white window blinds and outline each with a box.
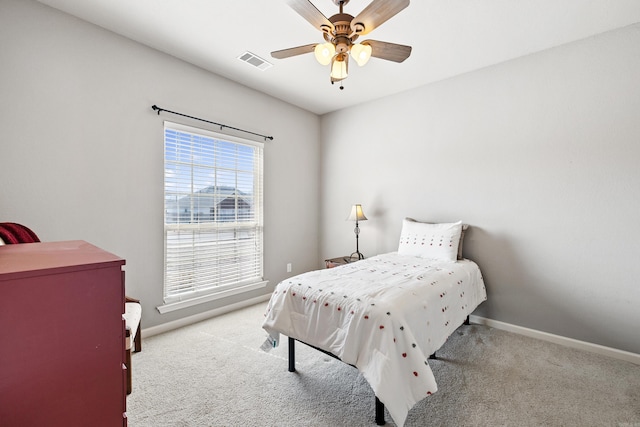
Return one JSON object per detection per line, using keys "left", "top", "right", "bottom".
{"left": 163, "top": 121, "right": 263, "bottom": 305}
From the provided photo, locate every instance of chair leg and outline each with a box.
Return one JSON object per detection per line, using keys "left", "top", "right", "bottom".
{"left": 134, "top": 322, "right": 142, "bottom": 353}
{"left": 126, "top": 348, "right": 132, "bottom": 395}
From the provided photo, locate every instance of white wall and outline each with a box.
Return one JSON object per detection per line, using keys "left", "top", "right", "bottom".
{"left": 320, "top": 24, "right": 640, "bottom": 354}
{"left": 0, "top": 0, "right": 321, "bottom": 329}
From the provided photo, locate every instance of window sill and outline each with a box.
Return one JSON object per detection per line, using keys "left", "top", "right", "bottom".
{"left": 157, "top": 280, "right": 268, "bottom": 314}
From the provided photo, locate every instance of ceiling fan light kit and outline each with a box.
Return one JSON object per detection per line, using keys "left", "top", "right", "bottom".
{"left": 350, "top": 42, "right": 372, "bottom": 66}
{"left": 273, "top": 0, "right": 412, "bottom": 88}
{"left": 314, "top": 42, "right": 336, "bottom": 65}
{"left": 330, "top": 53, "right": 349, "bottom": 80}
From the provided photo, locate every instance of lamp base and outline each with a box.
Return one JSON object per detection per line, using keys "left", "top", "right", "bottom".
{"left": 350, "top": 251, "right": 365, "bottom": 260}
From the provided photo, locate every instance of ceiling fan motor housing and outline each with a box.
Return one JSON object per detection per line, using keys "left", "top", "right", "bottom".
{"left": 329, "top": 13, "right": 357, "bottom": 53}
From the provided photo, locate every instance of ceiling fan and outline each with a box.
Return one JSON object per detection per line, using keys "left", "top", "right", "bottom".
{"left": 272, "top": 0, "right": 412, "bottom": 89}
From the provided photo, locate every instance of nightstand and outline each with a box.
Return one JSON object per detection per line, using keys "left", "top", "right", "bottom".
{"left": 324, "top": 255, "right": 360, "bottom": 268}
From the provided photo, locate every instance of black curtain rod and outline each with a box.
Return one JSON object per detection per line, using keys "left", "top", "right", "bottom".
{"left": 151, "top": 105, "right": 273, "bottom": 141}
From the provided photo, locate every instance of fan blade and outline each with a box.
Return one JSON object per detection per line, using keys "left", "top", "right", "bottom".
{"left": 351, "top": 0, "right": 410, "bottom": 36}
{"left": 271, "top": 43, "right": 317, "bottom": 59}
{"left": 286, "top": 0, "right": 334, "bottom": 33}
{"left": 364, "top": 40, "right": 412, "bottom": 63}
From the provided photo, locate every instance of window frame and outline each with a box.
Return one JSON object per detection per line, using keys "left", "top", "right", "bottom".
{"left": 158, "top": 121, "right": 266, "bottom": 314}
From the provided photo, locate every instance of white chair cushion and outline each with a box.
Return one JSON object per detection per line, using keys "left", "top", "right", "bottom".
{"left": 123, "top": 302, "right": 142, "bottom": 350}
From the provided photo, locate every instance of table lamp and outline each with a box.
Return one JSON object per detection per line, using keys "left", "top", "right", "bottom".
{"left": 347, "top": 204, "right": 367, "bottom": 260}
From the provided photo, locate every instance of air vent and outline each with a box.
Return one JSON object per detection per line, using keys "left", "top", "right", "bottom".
{"left": 237, "top": 51, "right": 272, "bottom": 71}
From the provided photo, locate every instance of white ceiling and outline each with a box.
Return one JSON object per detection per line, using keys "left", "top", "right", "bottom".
{"left": 37, "top": 0, "right": 640, "bottom": 115}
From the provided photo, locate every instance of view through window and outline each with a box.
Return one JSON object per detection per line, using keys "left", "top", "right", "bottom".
{"left": 163, "top": 122, "right": 263, "bottom": 307}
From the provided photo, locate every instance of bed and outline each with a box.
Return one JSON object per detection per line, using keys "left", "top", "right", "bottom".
{"left": 262, "top": 219, "right": 487, "bottom": 426}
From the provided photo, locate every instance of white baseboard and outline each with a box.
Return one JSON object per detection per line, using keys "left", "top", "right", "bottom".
{"left": 142, "top": 294, "right": 271, "bottom": 338}
{"left": 470, "top": 315, "right": 640, "bottom": 366}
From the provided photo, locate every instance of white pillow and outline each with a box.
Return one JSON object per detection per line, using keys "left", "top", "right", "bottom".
{"left": 405, "top": 218, "right": 469, "bottom": 260}
{"left": 398, "top": 218, "right": 462, "bottom": 261}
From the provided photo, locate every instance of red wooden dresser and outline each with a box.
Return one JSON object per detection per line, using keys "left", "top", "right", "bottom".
{"left": 0, "top": 240, "right": 127, "bottom": 426}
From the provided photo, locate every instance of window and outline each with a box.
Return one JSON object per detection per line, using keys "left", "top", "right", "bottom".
{"left": 160, "top": 121, "right": 264, "bottom": 313}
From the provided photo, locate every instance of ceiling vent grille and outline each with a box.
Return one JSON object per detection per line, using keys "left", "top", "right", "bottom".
{"left": 237, "top": 51, "right": 272, "bottom": 71}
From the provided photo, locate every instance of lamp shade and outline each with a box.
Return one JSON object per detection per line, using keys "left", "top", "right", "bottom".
{"left": 330, "top": 54, "right": 349, "bottom": 80}
{"left": 347, "top": 204, "right": 367, "bottom": 222}
{"left": 314, "top": 42, "right": 335, "bottom": 66}
{"left": 351, "top": 43, "right": 372, "bottom": 66}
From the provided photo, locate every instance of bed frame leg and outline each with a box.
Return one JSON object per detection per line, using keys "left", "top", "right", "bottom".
{"left": 288, "top": 337, "right": 296, "bottom": 372}
{"left": 375, "top": 396, "right": 385, "bottom": 425}
{"left": 429, "top": 316, "right": 469, "bottom": 362}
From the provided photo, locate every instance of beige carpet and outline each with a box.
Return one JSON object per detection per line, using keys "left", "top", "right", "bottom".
{"left": 126, "top": 302, "right": 640, "bottom": 426}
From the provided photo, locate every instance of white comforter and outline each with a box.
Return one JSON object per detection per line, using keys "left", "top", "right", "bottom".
{"left": 262, "top": 252, "right": 486, "bottom": 427}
